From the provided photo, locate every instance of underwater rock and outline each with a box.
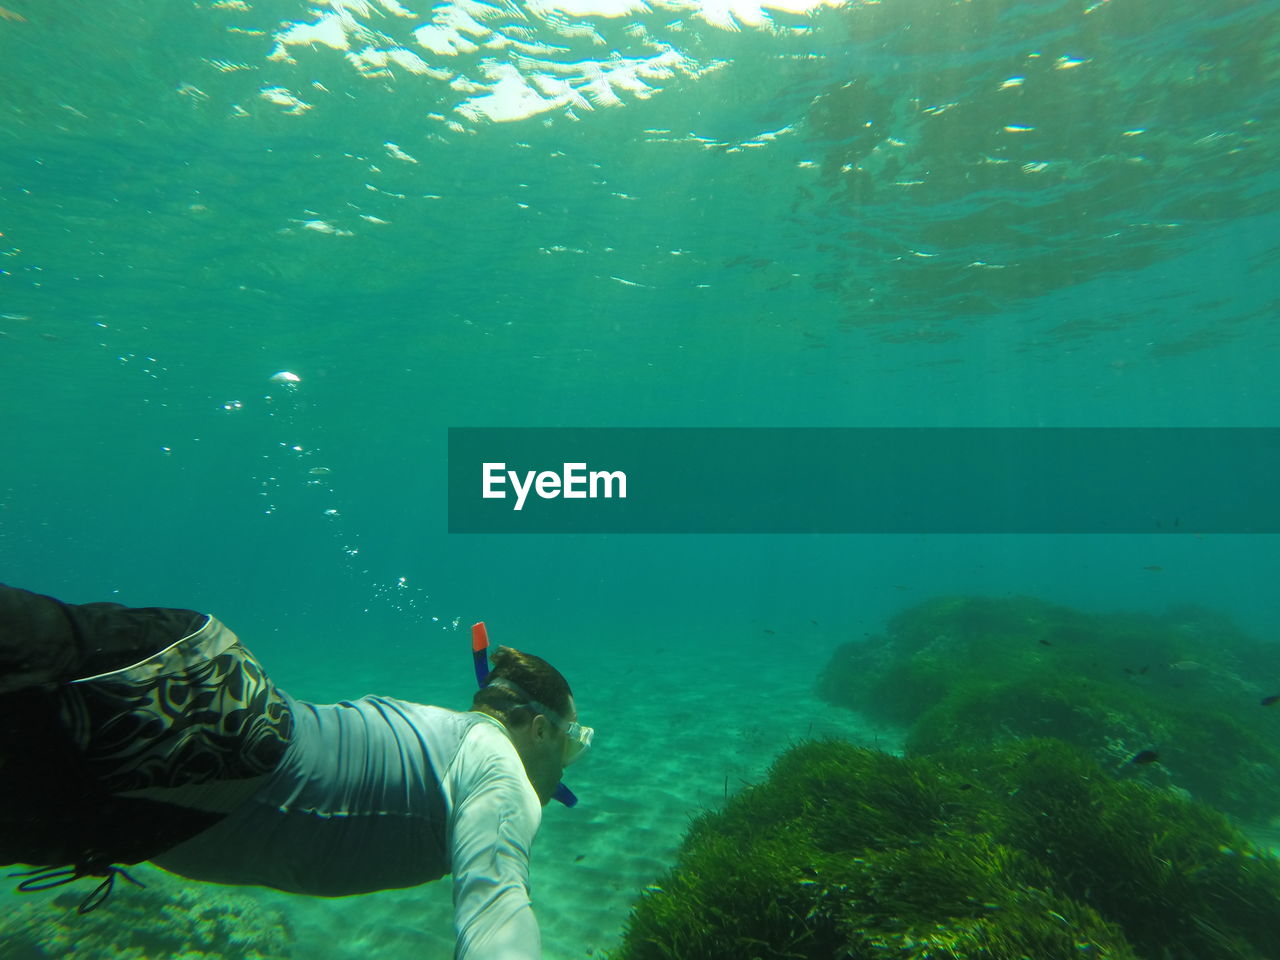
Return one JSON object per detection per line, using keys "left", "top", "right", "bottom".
{"left": 0, "top": 868, "right": 292, "bottom": 959}
{"left": 816, "top": 596, "right": 1280, "bottom": 822}
{"left": 610, "top": 738, "right": 1280, "bottom": 960}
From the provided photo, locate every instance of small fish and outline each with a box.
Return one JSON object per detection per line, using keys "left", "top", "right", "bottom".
{"left": 763, "top": 629, "right": 775, "bottom": 635}
{"left": 308, "top": 466, "right": 332, "bottom": 476}
{"left": 1129, "top": 750, "right": 1160, "bottom": 765}
{"left": 1169, "top": 661, "right": 1202, "bottom": 671}
{"left": 1262, "top": 695, "right": 1280, "bottom": 707}
{"left": 1038, "top": 638, "right": 1052, "bottom": 646}
{"left": 0, "top": 6, "right": 27, "bottom": 22}
{"left": 574, "top": 854, "right": 585, "bottom": 862}
{"left": 958, "top": 783, "right": 973, "bottom": 791}
{"left": 1142, "top": 565, "right": 1163, "bottom": 572}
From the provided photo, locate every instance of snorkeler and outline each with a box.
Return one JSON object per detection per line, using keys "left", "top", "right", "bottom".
{"left": 0, "top": 582, "right": 592, "bottom": 960}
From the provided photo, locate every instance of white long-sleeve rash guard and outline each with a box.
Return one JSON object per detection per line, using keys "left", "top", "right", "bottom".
{"left": 151, "top": 695, "right": 543, "bottom": 960}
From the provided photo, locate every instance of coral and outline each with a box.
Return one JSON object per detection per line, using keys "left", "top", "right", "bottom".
{"left": 0, "top": 868, "right": 292, "bottom": 959}
{"left": 610, "top": 739, "right": 1280, "bottom": 960}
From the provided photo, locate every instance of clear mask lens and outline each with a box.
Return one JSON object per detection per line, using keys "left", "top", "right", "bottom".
{"left": 563, "top": 721, "right": 593, "bottom": 766}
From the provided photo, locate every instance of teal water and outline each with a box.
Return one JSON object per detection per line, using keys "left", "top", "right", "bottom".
{"left": 2, "top": 0, "right": 1279, "bottom": 953}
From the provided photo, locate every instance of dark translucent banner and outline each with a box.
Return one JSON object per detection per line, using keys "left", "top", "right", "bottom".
{"left": 447, "top": 428, "right": 1280, "bottom": 534}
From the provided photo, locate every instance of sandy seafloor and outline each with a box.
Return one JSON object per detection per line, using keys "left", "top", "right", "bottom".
{"left": 6, "top": 622, "right": 1280, "bottom": 960}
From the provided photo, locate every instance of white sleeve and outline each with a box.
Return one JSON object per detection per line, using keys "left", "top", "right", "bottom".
{"left": 447, "top": 721, "right": 543, "bottom": 960}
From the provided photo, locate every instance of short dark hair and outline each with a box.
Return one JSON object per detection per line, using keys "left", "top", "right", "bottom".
{"left": 471, "top": 645, "right": 573, "bottom": 726}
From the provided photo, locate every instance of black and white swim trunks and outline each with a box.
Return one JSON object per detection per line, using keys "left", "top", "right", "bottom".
{"left": 0, "top": 584, "right": 293, "bottom": 899}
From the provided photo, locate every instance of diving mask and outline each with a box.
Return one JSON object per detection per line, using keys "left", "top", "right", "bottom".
{"left": 486, "top": 676, "right": 593, "bottom": 766}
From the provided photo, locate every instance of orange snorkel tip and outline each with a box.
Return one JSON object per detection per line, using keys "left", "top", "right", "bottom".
{"left": 471, "top": 622, "right": 490, "bottom": 686}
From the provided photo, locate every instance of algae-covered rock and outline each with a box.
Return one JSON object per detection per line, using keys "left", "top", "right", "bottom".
{"left": 611, "top": 739, "right": 1280, "bottom": 960}
{"left": 1, "top": 868, "right": 292, "bottom": 959}
{"left": 817, "top": 596, "right": 1280, "bottom": 821}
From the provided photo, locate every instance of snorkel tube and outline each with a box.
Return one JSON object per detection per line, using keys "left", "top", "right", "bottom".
{"left": 472, "top": 622, "right": 579, "bottom": 808}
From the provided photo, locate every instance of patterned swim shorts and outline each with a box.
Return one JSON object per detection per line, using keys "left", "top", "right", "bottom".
{"left": 60, "top": 615, "right": 293, "bottom": 795}
{"left": 1, "top": 600, "right": 293, "bottom": 889}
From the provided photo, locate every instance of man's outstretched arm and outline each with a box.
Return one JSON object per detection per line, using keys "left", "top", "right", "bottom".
{"left": 447, "top": 721, "right": 543, "bottom": 960}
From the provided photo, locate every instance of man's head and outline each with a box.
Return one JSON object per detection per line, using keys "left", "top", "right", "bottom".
{"left": 471, "top": 645, "right": 591, "bottom": 805}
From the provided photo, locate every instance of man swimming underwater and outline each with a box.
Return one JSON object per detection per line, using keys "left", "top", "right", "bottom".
{"left": 0, "top": 582, "right": 592, "bottom": 960}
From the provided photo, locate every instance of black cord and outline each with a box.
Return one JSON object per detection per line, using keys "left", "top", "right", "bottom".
{"left": 11, "top": 862, "right": 147, "bottom": 913}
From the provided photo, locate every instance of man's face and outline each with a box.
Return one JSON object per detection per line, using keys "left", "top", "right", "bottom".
{"left": 521, "top": 694, "right": 578, "bottom": 806}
